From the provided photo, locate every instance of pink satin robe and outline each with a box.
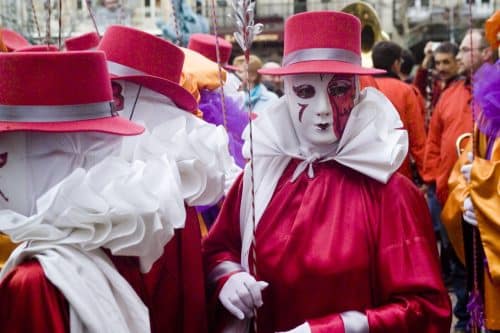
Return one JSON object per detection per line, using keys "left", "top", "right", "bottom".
{"left": 203, "top": 159, "right": 451, "bottom": 333}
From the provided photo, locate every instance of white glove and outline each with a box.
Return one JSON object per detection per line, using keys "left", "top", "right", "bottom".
{"left": 276, "top": 322, "right": 311, "bottom": 333}
{"left": 460, "top": 152, "right": 473, "bottom": 183}
{"left": 340, "top": 311, "right": 369, "bottom": 333}
{"left": 463, "top": 196, "right": 478, "bottom": 226}
{"left": 219, "top": 272, "right": 268, "bottom": 320}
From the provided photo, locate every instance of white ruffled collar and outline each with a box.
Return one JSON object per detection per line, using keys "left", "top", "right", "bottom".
{"left": 242, "top": 87, "right": 408, "bottom": 183}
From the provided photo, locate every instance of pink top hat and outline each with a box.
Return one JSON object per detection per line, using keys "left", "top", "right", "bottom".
{"left": 259, "top": 11, "right": 384, "bottom": 76}
{"left": 0, "top": 51, "right": 144, "bottom": 135}
{"left": 98, "top": 25, "right": 197, "bottom": 112}
{"left": 0, "top": 29, "right": 31, "bottom": 51}
{"left": 65, "top": 32, "right": 100, "bottom": 51}
{"left": 15, "top": 45, "right": 59, "bottom": 52}
{"left": 187, "top": 33, "right": 238, "bottom": 71}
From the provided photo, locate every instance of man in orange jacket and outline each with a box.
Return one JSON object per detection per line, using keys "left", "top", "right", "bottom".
{"left": 372, "top": 41, "right": 427, "bottom": 183}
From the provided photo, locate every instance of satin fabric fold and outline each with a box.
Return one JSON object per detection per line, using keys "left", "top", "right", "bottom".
{"left": 442, "top": 133, "right": 500, "bottom": 330}
{"left": 204, "top": 160, "right": 451, "bottom": 333}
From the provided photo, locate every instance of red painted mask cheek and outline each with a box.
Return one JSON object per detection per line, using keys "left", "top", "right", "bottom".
{"left": 328, "top": 78, "right": 356, "bottom": 139}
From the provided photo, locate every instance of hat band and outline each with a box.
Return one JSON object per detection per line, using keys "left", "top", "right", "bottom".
{"left": 282, "top": 48, "right": 361, "bottom": 66}
{"left": 0, "top": 102, "right": 114, "bottom": 122}
{"left": 107, "top": 60, "right": 148, "bottom": 77}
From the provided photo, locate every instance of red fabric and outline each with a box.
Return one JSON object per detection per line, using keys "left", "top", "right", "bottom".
{"left": 0, "top": 206, "right": 207, "bottom": 333}
{"left": 423, "top": 79, "right": 473, "bottom": 205}
{"left": 413, "top": 67, "right": 444, "bottom": 110}
{"left": 187, "top": 33, "right": 234, "bottom": 68}
{"left": 98, "top": 25, "right": 197, "bottom": 112}
{"left": 65, "top": 32, "right": 100, "bottom": 51}
{"left": 203, "top": 160, "right": 451, "bottom": 333}
{"left": 0, "top": 260, "right": 70, "bottom": 333}
{"left": 258, "top": 12, "right": 384, "bottom": 76}
{"left": 0, "top": 28, "right": 30, "bottom": 51}
{"left": 15, "top": 45, "right": 59, "bottom": 52}
{"left": 359, "top": 75, "right": 380, "bottom": 90}
{"left": 374, "top": 77, "right": 427, "bottom": 180}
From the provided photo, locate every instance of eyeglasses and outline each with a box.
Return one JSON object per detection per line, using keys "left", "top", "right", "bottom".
{"left": 458, "top": 46, "right": 484, "bottom": 53}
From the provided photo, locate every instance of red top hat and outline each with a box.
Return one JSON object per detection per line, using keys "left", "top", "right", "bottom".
{"left": 187, "top": 33, "right": 238, "bottom": 71}
{"left": 0, "top": 51, "right": 144, "bottom": 135}
{"left": 259, "top": 11, "right": 384, "bottom": 76}
{"left": 0, "top": 28, "right": 31, "bottom": 51}
{"left": 15, "top": 45, "right": 59, "bottom": 52}
{"left": 98, "top": 25, "right": 197, "bottom": 112}
{"left": 65, "top": 32, "right": 100, "bottom": 51}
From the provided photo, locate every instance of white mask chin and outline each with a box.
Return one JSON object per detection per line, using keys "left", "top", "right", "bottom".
{"left": 284, "top": 73, "right": 358, "bottom": 154}
{"left": 0, "top": 131, "right": 121, "bottom": 216}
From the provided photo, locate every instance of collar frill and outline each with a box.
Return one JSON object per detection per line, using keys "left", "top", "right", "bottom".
{"left": 122, "top": 112, "right": 242, "bottom": 202}
{"left": 242, "top": 87, "right": 408, "bottom": 183}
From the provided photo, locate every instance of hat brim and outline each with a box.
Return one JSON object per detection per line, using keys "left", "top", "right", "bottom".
{"left": 0, "top": 115, "right": 144, "bottom": 135}
{"left": 258, "top": 60, "right": 385, "bottom": 76}
{"left": 110, "top": 74, "right": 198, "bottom": 112}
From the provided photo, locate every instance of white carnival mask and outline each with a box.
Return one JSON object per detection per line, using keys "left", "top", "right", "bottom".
{"left": 284, "top": 73, "right": 358, "bottom": 152}
{"left": 112, "top": 80, "right": 186, "bottom": 131}
{"left": 0, "top": 131, "right": 121, "bottom": 216}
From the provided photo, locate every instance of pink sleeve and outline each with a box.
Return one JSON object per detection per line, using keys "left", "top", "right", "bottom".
{"left": 367, "top": 176, "right": 451, "bottom": 333}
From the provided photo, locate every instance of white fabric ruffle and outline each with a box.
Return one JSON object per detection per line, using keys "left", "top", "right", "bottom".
{"left": 122, "top": 113, "right": 241, "bottom": 205}
{"left": 0, "top": 155, "right": 190, "bottom": 333}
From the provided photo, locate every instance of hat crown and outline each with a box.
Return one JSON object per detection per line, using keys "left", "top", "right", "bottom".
{"left": 284, "top": 11, "right": 361, "bottom": 59}
{"left": 187, "top": 33, "right": 232, "bottom": 64}
{"left": 98, "top": 25, "right": 184, "bottom": 83}
{"left": 65, "top": 32, "right": 100, "bottom": 51}
{"left": 0, "top": 51, "right": 112, "bottom": 105}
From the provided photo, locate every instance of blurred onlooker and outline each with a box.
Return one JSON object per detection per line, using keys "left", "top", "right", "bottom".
{"left": 232, "top": 54, "right": 279, "bottom": 114}
{"left": 95, "top": 0, "right": 133, "bottom": 33}
{"left": 399, "top": 48, "right": 416, "bottom": 83}
{"left": 414, "top": 41, "right": 460, "bottom": 116}
{"left": 157, "top": 0, "right": 209, "bottom": 46}
{"left": 371, "top": 41, "right": 427, "bottom": 184}
{"left": 261, "top": 61, "right": 284, "bottom": 97}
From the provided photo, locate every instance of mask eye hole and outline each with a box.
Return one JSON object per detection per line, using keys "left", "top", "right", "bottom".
{"left": 327, "top": 81, "right": 352, "bottom": 97}
{"left": 293, "top": 84, "right": 315, "bottom": 99}
{"left": 0, "top": 152, "right": 7, "bottom": 168}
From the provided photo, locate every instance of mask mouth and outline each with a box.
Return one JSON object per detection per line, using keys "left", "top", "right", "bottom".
{"left": 315, "top": 123, "right": 331, "bottom": 131}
